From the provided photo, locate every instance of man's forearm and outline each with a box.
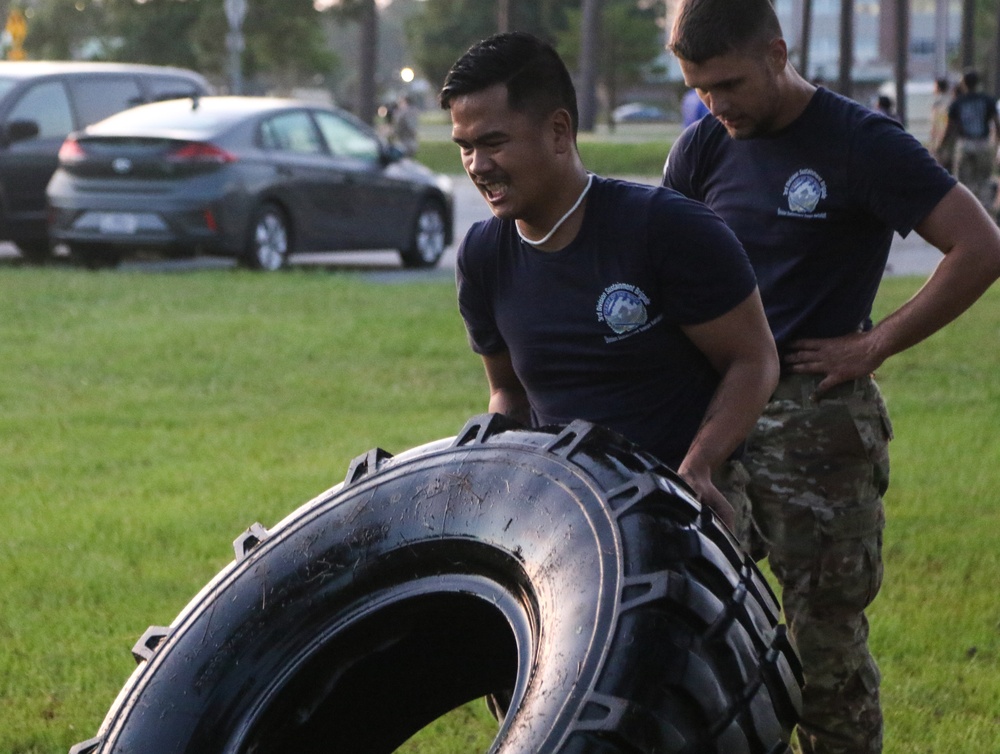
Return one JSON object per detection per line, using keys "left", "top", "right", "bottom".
{"left": 680, "top": 357, "right": 778, "bottom": 477}
{"left": 488, "top": 388, "right": 531, "bottom": 426}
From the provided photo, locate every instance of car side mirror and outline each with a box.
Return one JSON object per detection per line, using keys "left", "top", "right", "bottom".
{"left": 1, "top": 119, "right": 40, "bottom": 146}
{"left": 381, "top": 142, "right": 405, "bottom": 165}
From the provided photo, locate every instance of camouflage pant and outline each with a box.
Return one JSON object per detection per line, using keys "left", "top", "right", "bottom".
{"left": 952, "top": 138, "right": 997, "bottom": 208}
{"left": 718, "top": 373, "right": 891, "bottom": 754}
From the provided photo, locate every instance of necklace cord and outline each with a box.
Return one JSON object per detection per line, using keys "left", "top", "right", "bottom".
{"left": 516, "top": 173, "right": 594, "bottom": 247}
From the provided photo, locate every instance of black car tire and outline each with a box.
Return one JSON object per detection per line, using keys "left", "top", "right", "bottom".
{"left": 15, "top": 239, "right": 52, "bottom": 264}
{"left": 242, "top": 202, "right": 290, "bottom": 271}
{"left": 70, "top": 414, "right": 801, "bottom": 754}
{"left": 68, "top": 243, "right": 122, "bottom": 270}
{"left": 399, "top": 199, "right": 447, "bottom": 268}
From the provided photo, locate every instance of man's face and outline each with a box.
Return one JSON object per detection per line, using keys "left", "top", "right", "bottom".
{"left": 679, "top": 43, "right": 784, "bottom": 139}
{"left": 449, "top": 83, "right": 560, "bottom": 223}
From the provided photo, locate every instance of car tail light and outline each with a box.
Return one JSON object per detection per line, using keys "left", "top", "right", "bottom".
{"left": 203, "top": 209, "right": 218, "bottom": 232}
{"left": 58, "top": 136, "right": 86, "bottom": 164}
{"left": 166, "top": 142, "right": 237, "bottom": 164}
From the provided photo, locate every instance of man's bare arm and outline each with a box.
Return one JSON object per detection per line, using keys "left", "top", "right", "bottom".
{"left": 481, "top": 350, "right": 531, "bottom": 426}
{"left": 784, "top": 183, "right": 1000, "bottom": 393}
{"left": 680, "top": 289, "right": 780, "bottom": 526}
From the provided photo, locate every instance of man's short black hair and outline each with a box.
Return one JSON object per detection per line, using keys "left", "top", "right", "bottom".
{"left": 962, "top": 69, "right": 980, "bottom": 91}
{"left": 439, "top": 31, "right": 579, "bottom": 135}
{"left": 669, "top": 0, "right": 783, "bottom": 64}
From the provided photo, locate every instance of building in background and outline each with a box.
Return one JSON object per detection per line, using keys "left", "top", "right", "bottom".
{"left": 775, "top": 0, "right": 961, "bottom": 84}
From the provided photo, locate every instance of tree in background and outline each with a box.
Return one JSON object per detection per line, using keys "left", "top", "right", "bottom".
{"left": 17, "top": 0, "right": 337, "bottom": 98}
{"left": 16, "top": 0, "right": 110, "bottom": 60}
{"left": 557, "top": 0, "right": 666, "bottom": 130}
{"left": 406, "top": 0, "right": 573, "bottom": 96}
{"left": 968, "top": 0, "right": 1000, "bottom": 94}
{"left": 324, "top": 0, "right": 379, "bottom": 123}
{"left": 102, "top": 0, "right": 203, "bottom": 70}
{"left": 10, "top": 0, "right": 676, "bottom": 128}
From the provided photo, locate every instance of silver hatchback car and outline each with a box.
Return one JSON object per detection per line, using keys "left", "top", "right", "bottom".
{"left": 47, "top": 96, "right": 454, "bottom": 270}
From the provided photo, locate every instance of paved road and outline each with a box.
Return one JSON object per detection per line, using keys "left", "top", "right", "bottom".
{"left": 0, "top": 174, "right": 942, "bottom": 277}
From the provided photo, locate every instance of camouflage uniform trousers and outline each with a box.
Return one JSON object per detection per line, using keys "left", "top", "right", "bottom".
{"left": 951, "top": 137, "right": 997, "bottom": 208}
{"left": 716, "top": 373, "right": 891, "bottom": 754}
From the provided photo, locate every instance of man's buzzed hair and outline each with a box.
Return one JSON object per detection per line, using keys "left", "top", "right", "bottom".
{"left": 669, "top": 0, "right": 783, "bottom": 64}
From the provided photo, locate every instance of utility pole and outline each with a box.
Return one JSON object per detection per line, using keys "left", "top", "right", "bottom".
{"left": 224, "top": 0, "right": 247, "bottom": 95}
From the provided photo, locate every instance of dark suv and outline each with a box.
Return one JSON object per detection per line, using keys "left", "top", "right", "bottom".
{"left": 0, "top": 61, "right": 210, "bottom": 262}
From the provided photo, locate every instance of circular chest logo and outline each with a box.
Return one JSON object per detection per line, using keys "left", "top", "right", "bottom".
{"left": 596, "top": 283, "right": 650, "bottom": 335}
{"left": 783, "top": 169, "right": 827, "bottom": 214}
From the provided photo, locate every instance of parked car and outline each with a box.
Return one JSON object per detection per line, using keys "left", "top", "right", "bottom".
{"left": 47, "top": 96, "right": 455, "bottom": 270}
{"left": 611, "top": 102, "right": 668, "bottom": 123}
{"left": 0, "top": 61, "right": 210, "bottom": 262}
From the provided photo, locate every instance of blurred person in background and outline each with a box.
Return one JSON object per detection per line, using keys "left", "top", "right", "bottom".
{"left": 943, "top": 69, "right": 1000, "bottom": 207}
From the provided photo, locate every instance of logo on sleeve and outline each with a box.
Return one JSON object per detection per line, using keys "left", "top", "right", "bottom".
{"left": 779, "top": 168, "right": 827, "bottom": 218}
{"left": 597, "top": 283, "right": 662, "bottom": 342}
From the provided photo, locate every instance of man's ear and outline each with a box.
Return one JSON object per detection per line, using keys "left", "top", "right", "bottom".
{"left": 550, "top": 108, "right": 575, "bottom": 153}
{"left": 766, "top": 37, "right": 788, "bottom": 73}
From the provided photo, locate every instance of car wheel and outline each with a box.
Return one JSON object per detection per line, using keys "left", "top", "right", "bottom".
{"left": 243, "top": 203, "right": 290, "bottom": 271}
{"left": 71, "top": 414, "right": 801, "bottom": 754}
{"left": 69, "top": 244, "right": 122, "bottom": 270}
{"left": 399, "top": 199, "right": 446, "bottom": 268}
{"left": 15, "top": 240, "right": 52, "bottom": 265}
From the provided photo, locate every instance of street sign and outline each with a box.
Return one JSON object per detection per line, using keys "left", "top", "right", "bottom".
{"left": 5, "top": 9, "right": 27, "bottom": 60}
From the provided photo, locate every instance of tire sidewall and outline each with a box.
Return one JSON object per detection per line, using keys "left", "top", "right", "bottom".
{"left": 94, "top": 431, "right": 627, "bottom": 753}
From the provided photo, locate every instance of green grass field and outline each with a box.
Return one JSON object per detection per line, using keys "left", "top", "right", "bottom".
{"left": 1, "top": 268, "right": 998, "bottom": 753}
{"left": 415, "top": 137, "right": 675, "bottom": 177}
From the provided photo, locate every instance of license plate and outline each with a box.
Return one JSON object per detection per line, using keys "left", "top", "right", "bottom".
{"left": 98, "top": 212, "right": 139, "bottom": 234}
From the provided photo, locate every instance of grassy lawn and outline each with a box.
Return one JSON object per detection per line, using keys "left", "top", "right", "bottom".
{"left": 1, "top": 268, "right": 998, "bottom": 752}
{"left": 415, "top": 137, "right": 675, "bottom": 177}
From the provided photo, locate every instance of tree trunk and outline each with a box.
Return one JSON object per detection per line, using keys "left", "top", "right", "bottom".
{"left": 895, "top": 0, "right": 909, "bottom": 126}
{"left": 357, "top": 0, "right": 378, "bottom": 125}
{"left": 994, "top": 6, "right": 1000, "bottom": 93}
{"left": 497, "top": 0, "right": 511, "bottom": 33}
{"left": 961, "top": 0, "right": 976, "bottom": 69}
{"left": 934, "top": 0, "right": 949, "bottom": 78}
{"left": 838, "top": 0, "right": 854, "bottom": 98}
{"left": 578, "top": 0, "right": 601, "bottom": 133}
{"left": 800, "top": 0, "right": 814, "bottom": 78}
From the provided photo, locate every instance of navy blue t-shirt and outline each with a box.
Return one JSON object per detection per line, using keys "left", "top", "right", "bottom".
{"left": 663, "top": 87, "right": 955, "bottom": 350}
{"left": 948, "top": 91, "right": 998, "bottom": 139}
{"left": 456, "top": 176, "right": 757, "bottom": 468}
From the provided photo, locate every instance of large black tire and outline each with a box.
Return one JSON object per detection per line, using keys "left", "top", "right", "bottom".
{"left": 68, "top": 243, "right": 122, "bottom": 270}
{"left": 71, "top": 414, "right": 801, "bottom": 754}
{"left": 15, "top": 239, "right": 53, "bottom": 265}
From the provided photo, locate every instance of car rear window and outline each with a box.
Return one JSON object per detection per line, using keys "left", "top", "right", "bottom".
{"left": 145, "top": 76, "right": 206, "bottom": 102}
{"left": 69, "top": 77, "right": 145, "bottom": 127}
